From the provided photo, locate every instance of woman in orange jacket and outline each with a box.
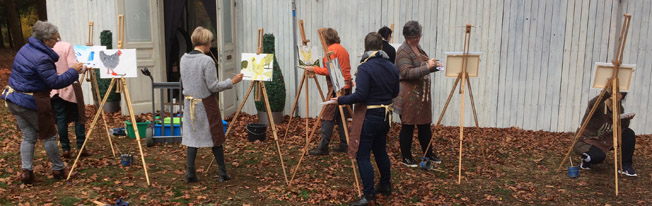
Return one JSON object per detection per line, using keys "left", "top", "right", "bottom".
{"left": 306, "top": 28, "right": 354, "bottom": 155}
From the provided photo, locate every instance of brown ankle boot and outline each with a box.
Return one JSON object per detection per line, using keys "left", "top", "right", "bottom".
{"left": 52, "top": 168, "right": 67, "bottom": 180}
{"left": 62, "top": 151, "right": 71, "bottom": 159}
{"left": 21, "top": 169, "right": 34, "bottom": 184}
{"left": 80, "top": 149, "right": 91, "bottom": 157}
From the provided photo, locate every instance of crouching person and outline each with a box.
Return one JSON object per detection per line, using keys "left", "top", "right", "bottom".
{"left": 181, "top": 27, "right": 243, "bottom": 183}
{"left": 333, "top": 32, "right": 400, "bottom": 205}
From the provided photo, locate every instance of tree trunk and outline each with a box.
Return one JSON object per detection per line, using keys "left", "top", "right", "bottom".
{"left": 36, "top": 0, "right": 47, "bottom": 20}
{"left": 4, "top": 0, "right": 24, "bottom": 49}
{"left": 0, "top": 24, "right": 5, "bottom": 49}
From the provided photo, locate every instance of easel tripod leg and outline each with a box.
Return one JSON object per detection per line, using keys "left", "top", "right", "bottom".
{"left": 261, "top": 82, "right": 289, "bottom": 185}
{"left": 556, "top": 82, "right": 611, "bottom": 172}
{"left": 423, "top": 75, "right": 461, "bottom": 160}
{"left": 465, "top": 74, "right": 486, "bottom": 168}
{"left": 67, "top": 78, "right": 117, "bottom": 180}
{"left": 121, "top": 77, "right": 151, "bottom": 185}
{"left": 282, "top": 72, "right": 306, "bottom": 140}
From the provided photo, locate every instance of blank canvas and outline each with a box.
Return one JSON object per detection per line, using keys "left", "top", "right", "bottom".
{"left": 591, "top": 62, "right": 635, "bottom": 91}
{"left": 444, "top": 52, "right": 481, "bottom": 77}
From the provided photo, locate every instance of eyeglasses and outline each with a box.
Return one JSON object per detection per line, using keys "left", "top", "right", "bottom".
{"left": 48, "top": 37, "right": 61, "bottom": 42}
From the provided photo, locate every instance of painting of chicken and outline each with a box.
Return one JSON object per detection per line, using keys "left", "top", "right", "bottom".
{"left": 240, "top": 53, "right": 274, "bottom": 81}
{"left": 98, "top": 49, "right": 139, "bottom": 79}
{"left": 100, "top": 50, "right": 122, "bottom": 76}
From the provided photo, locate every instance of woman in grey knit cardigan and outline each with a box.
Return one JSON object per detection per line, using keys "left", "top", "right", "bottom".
{"left": 181, "top": 27, "right": 243, "bottom": 183}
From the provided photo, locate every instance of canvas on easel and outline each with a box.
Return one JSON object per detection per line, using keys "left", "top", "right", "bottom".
{"left": 73, "top": 45, "right": 106, "bottom": 68}
{"left": 240, "top": 53, "right": 274, "bottom": 81}
{"left": 444, "top": 52, "right": 481, "bottom": 77}
{"left": 297, "top": 45, "right": 321, "bottom": 67}
{"left": 283, "top": 19, "right": 327, "bottom": 141}
{"left": 326, "top": 58, "right": 345, "bottom": 93}
{"left": 98, "top": 49, "right": 138, "bottom": 78}
{"left": 591, "top": 62, "right": 635, "bottom": 90}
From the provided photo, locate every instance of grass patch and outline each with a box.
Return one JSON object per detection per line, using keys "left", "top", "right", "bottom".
{"left": 299, "top": 189, "right": 311, "bottom": 200}
{"left": 59, "top": 196, "right": 79, "bottom": 206}
{"left": 90, "top": 181, "right": 114, "bottom": 187}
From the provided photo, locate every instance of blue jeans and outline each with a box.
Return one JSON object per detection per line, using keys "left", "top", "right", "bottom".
{"left": 51, "top": 96, "right": 86, "bottom": 151}
{"left": 356, "top": 108, "right": 391, "bottom": 196}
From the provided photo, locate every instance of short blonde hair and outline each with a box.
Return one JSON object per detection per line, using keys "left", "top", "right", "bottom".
{"left": 191, "top": 26, "right": 213, "bottom": 46}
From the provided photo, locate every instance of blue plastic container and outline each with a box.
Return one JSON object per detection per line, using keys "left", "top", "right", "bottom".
{"left": 568, "top": 166, "right": 579, "bottom": 178}
{"left": 154, "top": 124, "right": 181, "bottom": 136}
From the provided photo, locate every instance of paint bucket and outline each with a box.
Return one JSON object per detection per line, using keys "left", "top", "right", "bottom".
{"left": 121, "top": 154, "right": 134, "bottom": 167}
{"left": 568, "top": 166, "right": 579, "bottom": 178}
{"left": 419, "top": 157, "right": 433, "bottom": 170}
{"left": 246, "top": 123, "right": 267, "bottom": 142}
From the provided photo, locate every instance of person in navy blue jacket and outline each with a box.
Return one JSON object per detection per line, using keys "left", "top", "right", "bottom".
{"left": 1, "top": 21, "right": 82, "bottom": 184}
{"left": 332, "top": 32, "right": 400, "bottom": 206}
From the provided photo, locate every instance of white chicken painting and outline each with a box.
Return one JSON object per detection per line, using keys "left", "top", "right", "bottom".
{"left": 98, "top": 49, "right": 138, "bottom": 79}
{"left": 240, "top": 53, "right": 274, "bottom": 81}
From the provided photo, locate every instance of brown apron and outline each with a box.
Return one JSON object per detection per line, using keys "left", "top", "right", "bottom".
{"left": 202, "top": 94, "right": 226, "bottom": 146}
{"left": 347, "top": 103, "right": 366, "bottom": 159}
{"left": 33, "top": 91, "right": 58, "bottom": 139}
{"left": 69, "top": 82, "right": 86, "bottom": 123}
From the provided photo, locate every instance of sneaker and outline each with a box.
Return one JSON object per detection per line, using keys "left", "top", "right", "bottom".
{"left": 426, "top": 154, "right": 442, "bottom": 164}
{"left": 618, "top": 165, "right": 638, "bottom": 177}
{"left": 332, "top": 145, "right": 347, "bottom": 153}
{"left": 579, "top": 160, "right": 591, "bottom": 170}
{"left": 308, "top": 147, "right": 329, "bottom": 156}
{"left": 402, "top": 158, "right": 418, "bottom": 168}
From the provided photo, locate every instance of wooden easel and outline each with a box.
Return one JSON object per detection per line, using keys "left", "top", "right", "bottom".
{"left": 557, "top": 14, "right": 632, "bottom": 196}
{"left": 78, "top": 21, "right": 116, "bottom": 157}
{"left": 390, "top": 24, "right": 394, "bottom": 43}
{"left": 422, "top": 24, "right": 486, "bottom": 184}
{"left": 208, "top": 28, "right": 289, "bottom": 185}
{"left": 67, "top": 15, "right": 151, "bottom": 185}
{"left": 287, "top": 28, "right": 361, "bottom": 196}
{"left": 283, "top": 19, "right": 328, "bottom": 141}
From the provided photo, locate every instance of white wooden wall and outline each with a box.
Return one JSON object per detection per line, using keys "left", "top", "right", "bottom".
{"left": 46, "top": 0, "right": 119, "bottom": 106}
{"left": 235, "top": 0, "right": 652, "bottom": 134}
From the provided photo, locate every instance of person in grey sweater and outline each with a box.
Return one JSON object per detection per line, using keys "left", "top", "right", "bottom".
{"left": 181, "top": 26, "right": 243, "bottom": 183}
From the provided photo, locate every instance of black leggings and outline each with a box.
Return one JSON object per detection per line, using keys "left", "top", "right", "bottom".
{"left": 583, "top": 128, "right": 636, "bottom": 166}
{"left": 399, "top": 123, "right": 434, "bottom": 159}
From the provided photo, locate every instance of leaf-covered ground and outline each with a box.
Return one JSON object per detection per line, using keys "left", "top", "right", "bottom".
{"left": 0, "top": 48, "right": 651, "bottom": 205}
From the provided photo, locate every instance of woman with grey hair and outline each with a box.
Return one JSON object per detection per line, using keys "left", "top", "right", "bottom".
{"left": 1, "top": 20, "right": 83, "bottom": 184}
{"left": 394, "top": 20, "right": 444, "bottom": 167}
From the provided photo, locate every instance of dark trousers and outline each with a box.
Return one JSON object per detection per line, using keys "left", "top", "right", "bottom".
{"left": 356, "top": 109, "right": 391, "bottom": 196}
{"left": 398, "top": 119, "right": 433, "bottom": 159}
{"left": 583, "top": 128, "right": 636, "bottom": 166}
{"left": 51, "top": 96, "right": 85, "bottom": 151}
{"left": 318, "top": 110, "right": 348, "bottom": 149}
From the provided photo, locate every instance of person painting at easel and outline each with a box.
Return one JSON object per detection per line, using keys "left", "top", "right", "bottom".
{"left": 573, "top": 91, "right": 637, "bottom": 176}
{"left": 1, "top": 21, "right": 83, "bottom": 184}
{"left": 332, "top": 32, "right": 400, "bottom": 206}
{"left": 394, "top": 20, "right": 443, "bottom": 167}
{"left": 305, "top": 28, "right": 354, "bottom": 156}
{"left": 180, "top": 26, "right": 244, "bottom": 183}
{"left": 51, "top": 39, "right": 88, "bottom": 159}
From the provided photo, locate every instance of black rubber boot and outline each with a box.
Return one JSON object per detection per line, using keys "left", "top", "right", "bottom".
{"left": 213, "top": 145, "right": 231, "bottom": 182}
{"left": 375, "top": 183, "right": 392, "bottom": 196}
{"left": 185, "top": 167, "right": 200, "bottom": 183}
